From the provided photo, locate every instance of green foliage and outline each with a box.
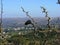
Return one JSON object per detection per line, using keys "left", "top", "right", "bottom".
{"left": 0, "top": 30, "right": 60, "bottom": 45}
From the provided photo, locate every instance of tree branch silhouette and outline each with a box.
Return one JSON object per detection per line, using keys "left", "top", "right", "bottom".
{"left": 21, "top": 7, "right": 37, "bottom": 34}
{"left": 41, "top": 6, "right": 51, "bottom": 30}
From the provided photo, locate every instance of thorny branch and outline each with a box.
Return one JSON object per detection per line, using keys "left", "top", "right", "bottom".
{"left": 41, "top": 6, "right": 51, "bottom": 29}
{"left": 21, "top": 7, "right": 37, "bottom": 33}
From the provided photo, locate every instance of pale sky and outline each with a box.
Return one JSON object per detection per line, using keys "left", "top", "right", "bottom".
{"left": 0, "top": 0, "right": 60, "bottom": 18}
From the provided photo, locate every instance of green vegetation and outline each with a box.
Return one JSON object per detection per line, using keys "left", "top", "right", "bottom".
{"left": 0, "top": 0, "right": 60, "bottom": 45}
{"left": 0, "top": 29, "right": 60, "bottom": 45}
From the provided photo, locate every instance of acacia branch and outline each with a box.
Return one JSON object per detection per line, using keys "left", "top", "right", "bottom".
{"left": 21, "top": 7, "right": 35, "bottom": 24}
{"left": 21, "top": 7, "right": 37, "bottom": 33}
{"left": 41, "top": 6, "right": 51, "bottom": 29}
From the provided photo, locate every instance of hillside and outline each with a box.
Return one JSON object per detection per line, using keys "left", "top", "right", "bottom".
{"left": 2, "top": 17, "right": 60, "bottom": 28}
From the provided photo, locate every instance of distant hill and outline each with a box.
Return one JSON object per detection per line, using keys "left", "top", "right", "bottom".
{"left": 2, "top": 17, "right": 60, "bottom": 28}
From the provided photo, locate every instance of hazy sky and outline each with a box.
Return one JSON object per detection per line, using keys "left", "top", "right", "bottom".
{"left": 0, "top": 0, "right": 60, "bottom": 18}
